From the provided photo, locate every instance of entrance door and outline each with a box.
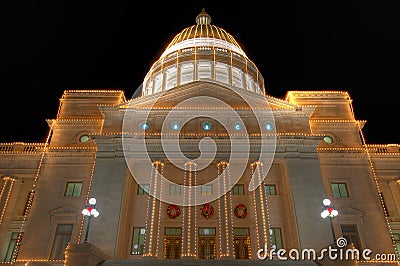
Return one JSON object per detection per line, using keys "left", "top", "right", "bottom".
{"left": 198, "top": 227, "right": 216, "bottom": 259}
{"left": 163, "top": 227, "right": 182, "bottom": 259}
{"left": 233, "top": 228, "right": 251, "bottom": 259}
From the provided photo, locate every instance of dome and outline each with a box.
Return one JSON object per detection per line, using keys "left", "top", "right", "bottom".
{"left": 161, "top": 8, "right": 247, "bottom": 58}
{"left": 142, "top": 9, "right": 265, "bottom": 97}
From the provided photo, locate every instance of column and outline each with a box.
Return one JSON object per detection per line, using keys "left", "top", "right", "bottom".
{"left": 181, "top": 161, "right": 197, "bottom": 258}
{"left": 250, "top": 161, "right": 271, "bottom": 254}
{"left": 143, "top": 161, "right": 164, "bottom": 258}
{"left": 217, "top": 161, "right": 234, "bottom": 258}
{"left": 0, "top": 176, "right": 16, "bottom": 224}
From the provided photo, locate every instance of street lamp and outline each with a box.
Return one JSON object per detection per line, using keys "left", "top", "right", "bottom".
{"left": 81, "top": 197, "right": 99, "bottom": 243}
{"left": 321, "top": 198, "right": 338, "bottom": 245}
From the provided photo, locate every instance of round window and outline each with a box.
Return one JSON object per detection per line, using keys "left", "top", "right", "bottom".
{"left": 234, "top": 121, "right": 242, "bottom": 131}
{"left": 139, "top": 121, "right": 150, "bottom": 130}
{"left": 79, "top": 135, "right": 90, "bottom": 143}
{"left": 264, "top": 122, "right": 274, "bottom": 131}
{"left": 202, "top": 121, "right": 212, "bottom": 131}
{"left": 171, "top": 121, "right": 181, "bottom": 131}
{"left": 323, "top": 136, "right": 333, "bottom": 144}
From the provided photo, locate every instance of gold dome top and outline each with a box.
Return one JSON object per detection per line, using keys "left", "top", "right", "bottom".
{"left": 161, "top": 9, "right": 247, "bottom": 58}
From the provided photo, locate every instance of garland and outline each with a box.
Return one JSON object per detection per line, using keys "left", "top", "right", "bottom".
{"left": 167, "top": 204, "right": 181, "bottom": 218}
{"left": 234, "top": 203, "right": 247, "bottom": 218}
{"left": 200, "top": 203, "right": 214, "bottom": 219}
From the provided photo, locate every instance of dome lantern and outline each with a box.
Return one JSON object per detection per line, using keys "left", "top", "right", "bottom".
{"left": 196, "top": 8, "right": 211, "bottom": 25}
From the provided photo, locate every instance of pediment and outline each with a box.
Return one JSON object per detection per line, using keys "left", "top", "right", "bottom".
{"left": 119, "top": 80, "right": 297, "bottom": 111}
{"left": 49, "top": 205, "right": 80, "bottom": 217}
{"left": 337, "top": 206, "right": 365, "bottom": 217}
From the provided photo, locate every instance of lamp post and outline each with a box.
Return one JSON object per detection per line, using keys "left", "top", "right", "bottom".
{"left": 81, "top": 197, "right": 99, "bottom": 243}
{"left": 320, "top": 198, "right": 338, "bottom": 245}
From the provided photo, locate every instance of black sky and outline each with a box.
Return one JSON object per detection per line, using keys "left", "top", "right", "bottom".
{"left": 1, "top": 1, "right": 399, "bottom": 144}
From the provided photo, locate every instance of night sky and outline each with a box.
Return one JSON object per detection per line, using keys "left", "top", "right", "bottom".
{"left": 1, "top": 1, "right": 399, "bottom": 144}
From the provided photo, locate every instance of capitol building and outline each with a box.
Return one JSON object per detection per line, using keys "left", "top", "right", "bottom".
{"left": 0, "top": 9, "right": 399, "bottom": 266}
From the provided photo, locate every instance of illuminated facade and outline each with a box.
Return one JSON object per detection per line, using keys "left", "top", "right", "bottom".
{"left": 0, "top": 9, "right": 400, "bottom": 266}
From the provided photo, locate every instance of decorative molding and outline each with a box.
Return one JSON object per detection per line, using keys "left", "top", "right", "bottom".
{"left": 49, "top": 205, "right": 80, "bottom": 217}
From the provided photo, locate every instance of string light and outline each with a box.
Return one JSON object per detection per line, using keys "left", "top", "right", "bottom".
{"left": 357, "top": 260, "right": 399, "bottom": 264}
{"left": 217, "top": 160, "right": 232, "bottom": 257}
{"left": 0, "top": 177, "right": 15, "bottom": 224}
{"left": 217, "top": 162, "right": 223, "bottom": 257}
{"left": 285, "top": 91, "right": 350, "bottom": 103}
{"left": 250, "top": 161, "right": 271, "bottom": 256}
{"left": 182, "top": 161, "right": 197, "bottom": 257}
{"left": 155, "top": 161, "right": 164, "bottom": 257}
{"left": 251, "top": 162, "right": 260, "bottom": 251}
{"left": 8, "top": 89, "right": 123, "bottom": 262}
{"left": 348, "top": 98, "right": 400, "bottom": 260}
{"left": 12, "top": 114, "right": 54, "bottom": 262}
{"left": 77, "top": 152, "right": 98, "bottom": 243}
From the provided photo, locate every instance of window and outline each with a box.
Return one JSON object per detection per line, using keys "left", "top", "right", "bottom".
{"left": 247, "top": 75, "right": 255, "bottom": 92}
{"left": 323, "top": 136, "right": 333, "bottom": 144}
{"left": 270, "top": 227, "right": 283, "bottom": 250}
{"left": 64, "top": 182, "right": 82, "bottom": 197}
{"left": 232, "top": 184, "right": 244, "bottom": 195}
{"left": 139, "top": 121, "right": 150, "bottom": 130}
{"left": 201, "top": 184, "right": 213, "bottom": 195}
{"left": 202, "top": 121, "right": 212, "bottom": 131}
{"left": 340, "top": 224, "right": 361, "bottom": 250}
{"left": 4, "top": 232, "right": 21, "bottom": 262}
{"left": 197, "top": 61, "right": 212, "bottom": 80}
{"left": 331, "top": 182, "right": 349, "bottom": 197}
{"left": 215, "top": 62, "right": 228, "bottom": 83}
{"left": 137, "top": 184, "right": 149, "bottom": 195}
{"left": 165, "top": 66, "right": 177, "bottom": 90}
{"left": 79, "top": 134, "right": 90, "bottom": 143}
{"left": 233, "top": 121, "right": 243, "bottom": 131}
{"left": 144, "top": 79, "right": 153, "bottom": 95}
{"left": 232, "top": 67, "right": 244, "bottom": 88}
{"left": 180, "top": 62, "right": 194, "bottom": 85}
{"left": 153, "top": 73, "right": 162, "bottom": 93}
{"left": 233, "top": 228, "right": 250, "bottom": 259}
{"left": 164, "top": 227, "right": 182, "bottom": 259}
{"left": 199, "top": 227, "right": 216, "bottom": 236}
{"left": 169, "top": 184, "right": 181, "bottom": 195}
{"left": 264, "top": 122, "right": 274, "bottom": 131}
{"left": 393, "top": 233, "right": 400, "bottom": 257}
{"left": 50, "top": 224, "right": 73, "bottom": 260}
{"left": 264, "top": 184, "right": 276, "bottom": 195}
{"left": 132, "top": 227, "right": 146, "bottom": 255}
{"left": 171, "top": 121, "right": 181, "bottom": 131}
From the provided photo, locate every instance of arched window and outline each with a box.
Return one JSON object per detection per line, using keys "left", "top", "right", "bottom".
{"left": 153, "top": 73, "right": 163, "bottom": 93}
{"left": 180, "top": 62, "right": 194, "bottom": 85}
{"left": 197, "top": 61, "right": 212, "bottom": 80}
{"left": 165, "top": 66, "right": 177, "bottom": 90}
{"left": 215, "top": 62, "right": 228, "bottom": 84}
{"left": 232, "top": 67, "right": 243, "bottom": 88}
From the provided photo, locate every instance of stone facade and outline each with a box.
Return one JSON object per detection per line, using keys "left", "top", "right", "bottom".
{"left": 0, "top": 9, "right": 399, "bottom": 266}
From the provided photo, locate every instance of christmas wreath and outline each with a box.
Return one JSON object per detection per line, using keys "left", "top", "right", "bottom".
{"left": 200, "top": 203, "right": 214, "bottom": 219}
{"left": 234, "top": 203, "right": 247, "bottom": 218}
{"left": 167, "top": 204, "right": 181, "bottom": 218}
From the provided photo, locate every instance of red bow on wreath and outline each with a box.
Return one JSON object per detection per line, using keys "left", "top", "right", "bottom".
{"left": 200, "top": 203, "right": 214, "bottom": 219}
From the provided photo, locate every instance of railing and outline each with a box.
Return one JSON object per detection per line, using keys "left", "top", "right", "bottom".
{"left": 0, "top": 142, "right": 45, "bottom": 153}
{"left": 367, "top": 144, "right": 400, "bottom": 154}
